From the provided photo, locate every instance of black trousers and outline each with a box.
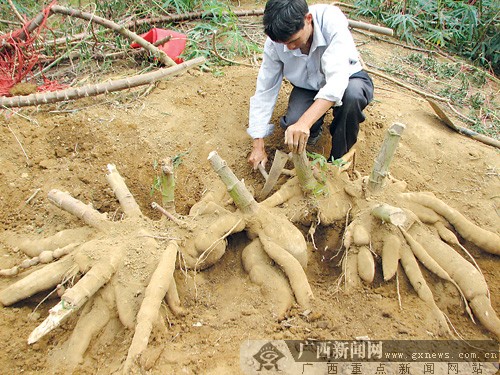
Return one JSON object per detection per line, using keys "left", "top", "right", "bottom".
{"left": 280, "top": 70, "right": 374, "bottom": 160}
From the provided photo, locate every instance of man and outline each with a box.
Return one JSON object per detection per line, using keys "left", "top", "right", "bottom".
{"left": 247, "top": 0, "right": 374, "bottom": 170}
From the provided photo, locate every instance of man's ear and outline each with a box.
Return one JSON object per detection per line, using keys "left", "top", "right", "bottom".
{"left": 305, "top": 13, "right": 313, "bottom": 24}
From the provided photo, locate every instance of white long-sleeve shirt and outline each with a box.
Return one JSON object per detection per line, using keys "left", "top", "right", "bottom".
{"left": 247, "top": 4, "right": 362, "bottom": 139}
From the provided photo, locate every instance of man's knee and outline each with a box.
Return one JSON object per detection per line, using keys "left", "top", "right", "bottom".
{"left": 342, "top": 85, "right": 369, "bottom": 109}
{"left": 342, "top": 75, "right": 374, "bottom": 109}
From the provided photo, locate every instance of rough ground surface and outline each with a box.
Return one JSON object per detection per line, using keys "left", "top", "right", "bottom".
{"left": 0, "top": 26, "right": 498, "bottom": 375}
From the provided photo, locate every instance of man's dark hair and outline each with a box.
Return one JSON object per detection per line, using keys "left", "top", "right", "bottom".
{"left": 263, "top": 0, "right": 309, "bottom": 42}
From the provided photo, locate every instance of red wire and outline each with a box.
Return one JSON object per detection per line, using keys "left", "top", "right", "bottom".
{"left": 0, "top": 1, "right": 65, "bottom": 96}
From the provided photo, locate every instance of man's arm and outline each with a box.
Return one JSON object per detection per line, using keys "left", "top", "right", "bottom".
{"left": 284, "top": 98, "right": 333, "bottom": 153}
{"left": 247, "top": 39, "right": 284, "bottom": 169}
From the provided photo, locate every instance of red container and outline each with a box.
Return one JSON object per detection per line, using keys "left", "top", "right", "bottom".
{"left": 131, "top": 28, "right": 187, "bottom": 64}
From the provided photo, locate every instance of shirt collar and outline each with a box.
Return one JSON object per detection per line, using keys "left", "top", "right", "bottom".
{"left": 311, "top": 16, "right": 327, "bottom": 52}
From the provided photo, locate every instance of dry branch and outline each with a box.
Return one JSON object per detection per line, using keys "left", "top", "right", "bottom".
{"left": 46, "top": 9, "right": 393, "bottom": 48}
{"left": 0, "top": 57, "right": 205, "bottom": 108}
{"left": 48, "top": 5, "right": 174, "bottom": 66}
{"left": 364, "top": 65, "right": 450, "bottom": 102}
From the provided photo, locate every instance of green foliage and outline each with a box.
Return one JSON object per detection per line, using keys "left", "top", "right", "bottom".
{"left": 307, "top": 152, "right": 347, "bottom": 170}
{"left": 172, "top": 150, "right": 189, "bottom": 167}
{"left": 150, "top": 151, "right": 187, "bottom": 197}
{"left": 329, "top": 157, "right": 347, "bottom": 168}
{"left": 355, "top": 0, "right": 500, "bottom": 73}
{"left": 162, "top": 0, "right": 201, "bottom": 14}
{"left": 307, "top": 151, "right": 329, "bottom": 170}
{"left": 181, "top": 0, "right": 261, "bottom": 63}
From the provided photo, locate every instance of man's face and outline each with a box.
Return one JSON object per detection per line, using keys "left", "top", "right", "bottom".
{"left": 283, "top": 13, "right": 313, "bottom": 51}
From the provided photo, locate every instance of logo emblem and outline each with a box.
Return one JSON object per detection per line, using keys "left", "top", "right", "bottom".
{"left": 253, "top": 342, "right": 285, "bottom": 371}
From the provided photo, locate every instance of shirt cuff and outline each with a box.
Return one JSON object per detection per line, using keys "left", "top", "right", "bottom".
{"left": 315, "top": 88, "right": 343, "bottom": 107}
{"left": 247, "top": 123, "right": 275, "bottom": 139}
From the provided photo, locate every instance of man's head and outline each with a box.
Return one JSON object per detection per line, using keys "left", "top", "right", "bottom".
{"left": 263, "top": 0, "right": 310, "bottom": 44}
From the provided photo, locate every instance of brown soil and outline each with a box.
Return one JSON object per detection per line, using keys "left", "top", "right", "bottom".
{"left": 0, "top": 28, "right": 498, "bottom": 375}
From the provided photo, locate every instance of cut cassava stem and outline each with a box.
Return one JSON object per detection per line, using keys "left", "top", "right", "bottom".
{"left": 207, "top": 151, "right": 258, "bottom": 215}
{"left": 151, "top": 202, "right": 190, "bottom": 230}
{"left": 28, "top": 246, "right": 124, "bottom": 344}
{"left": 292, "top": 151, "right": 325, "bottom": 196}
{"left": 371, "top": 203, "right": 409, "bottom": 227}
{"left": 160, "top": 157, "right": 175, "bottom": 211}
{"left": 106, "top": 164, "right": 142, "bottom": 219}
{"left": 48, "top": 189, "right": 112, "bottom": 232}
{"left": 0, "top": 57, "right": 205, "bottom": 108}
{"left": 368, "top": 123, "right": 405, "bottom": 192}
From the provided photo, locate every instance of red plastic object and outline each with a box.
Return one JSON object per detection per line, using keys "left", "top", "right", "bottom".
{"left": 131, "top": 28, "right": 187, "bottom": 64}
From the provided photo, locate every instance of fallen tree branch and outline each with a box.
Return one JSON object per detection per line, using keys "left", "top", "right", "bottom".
{"left": 40, "top": 36, "right": 172, "bottom": 65}
{"left": 347, "top": 20, "right": 393, "bottom": 37}
{"left": 128, "top": 9, "right": 393, "bottom": 36}
{"left": 12, "top": 4, "right": 174, "bottom": 66}
{"left": 0, "top": 57, "right": 205, "bottom": 108}
{"left": 49, "top": 5, "right": 175, "bottom": 67}
{"left": 46, "top": 9, "right": 393, "bottom": 48}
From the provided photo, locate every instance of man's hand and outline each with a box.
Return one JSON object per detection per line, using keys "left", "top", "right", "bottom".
{"left": 248, "top": 138, "right": 268, "bottom": 170}
{"left": 284, "top": 98, "right": 333, "bottom": 154}
{"left": 285, "top": 122, "right": 310, "bottom": 154}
